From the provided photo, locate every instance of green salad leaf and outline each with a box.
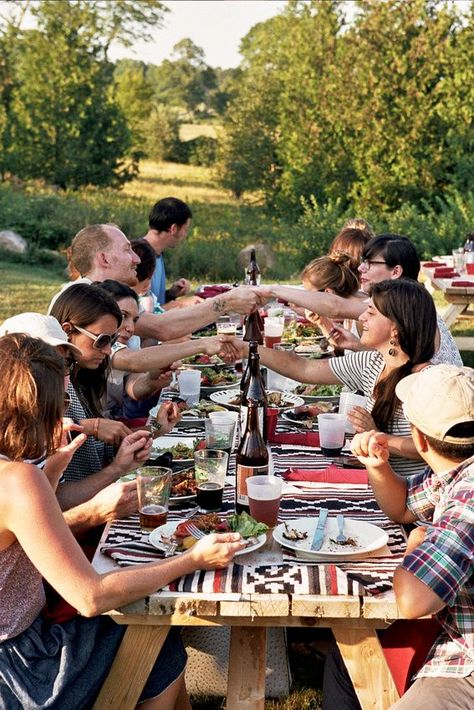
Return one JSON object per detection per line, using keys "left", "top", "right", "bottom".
{"left": 228, "top": 511, "right": 269, "bottom": 538}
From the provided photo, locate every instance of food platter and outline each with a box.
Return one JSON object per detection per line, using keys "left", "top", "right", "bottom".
{"left": 179, "top": 354, "right": 230, "bottom": 369}
{"left": 291, "top": 385, "right": 341, "bottom": 404}
{"left": 169, "top": 468, "right": 197, "bottom": 503}
{"left": 281, "top": 401, "right": 337, "bottom": 428}
{"left": 293, "top": 343, "right": 334, "bottom": 358}
{"left": 209, "top": 389, "right": 304, "bottom": 411}
{"left": 149, "top": 521, "right": 266, "bottom": 556}
{"left": 150, "top": 436, "right": 199, "bottom": 464}
{"left": 273, "top": 517, "right": 388, "bottom": 558}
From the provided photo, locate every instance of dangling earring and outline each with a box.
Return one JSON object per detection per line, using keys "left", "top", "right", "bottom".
{"left": 388, "top": 338, "right": 398, "bottom": 357}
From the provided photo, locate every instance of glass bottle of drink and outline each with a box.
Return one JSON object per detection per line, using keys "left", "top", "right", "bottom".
{"left": 240, "top": 343, "right": 267, "bottom": 438}
{"left": 463, "top": 233, "right": 474, "bottom": 267}
{"left": 235, "top": 399, "right": 269, "bottom": 514}
{"left": 245, "top": 248, "right": 261, "bottom": 286}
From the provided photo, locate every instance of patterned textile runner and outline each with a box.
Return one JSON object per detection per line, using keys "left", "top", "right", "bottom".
{"left": 101, "top": 421, "right": 406, "bottom": 596}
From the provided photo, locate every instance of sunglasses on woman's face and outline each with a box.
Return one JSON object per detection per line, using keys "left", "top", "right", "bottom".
{"left": 72, "top": 324, "right": 120, "bottom": 350}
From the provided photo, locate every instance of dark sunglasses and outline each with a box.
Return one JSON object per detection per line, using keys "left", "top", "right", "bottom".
{"left": 73, "top": 324, "right": 120, "bottom": 350}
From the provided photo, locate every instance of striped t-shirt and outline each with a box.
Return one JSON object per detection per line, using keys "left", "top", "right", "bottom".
{"left": 329, "top": 350, "right": 425, "bottom": 477}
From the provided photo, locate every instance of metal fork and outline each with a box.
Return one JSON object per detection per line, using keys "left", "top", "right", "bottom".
{"left": 164, "top": 540, "right": 178, "bottom": 557}
{"left": 336, "top": 515, "right": 347, "bottom": 544}
{"left": 185, "top": 522, "right": 206, "bottom": 539}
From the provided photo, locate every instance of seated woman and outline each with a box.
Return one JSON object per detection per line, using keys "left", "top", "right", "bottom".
{"left": 299, "top": 252, "right": 367, "bottom": 342}
{"left": 0, "top": 333, "right": 245, "bottom": 709}
{"left": 267, "top": 234, "right": 463, "bottom": 367}
{"left": 234, "top": 279, "right": 437, "bottom": 477}
{"left": 328, "top": 223, "right": 373, "bottom": 274}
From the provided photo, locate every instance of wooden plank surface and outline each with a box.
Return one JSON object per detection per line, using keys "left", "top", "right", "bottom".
{"left": 333, "top": 627, "right": 400, "bottom": 709}
{"left": 92, "top": 625, "right": 168, "bottom": 709}
{"left": 226, "top": 627, "right": 267, "bottom": 709}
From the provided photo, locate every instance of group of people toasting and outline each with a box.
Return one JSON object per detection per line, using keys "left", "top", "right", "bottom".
{"left": 0, "top": 204, "right": 471, "bottom": 710}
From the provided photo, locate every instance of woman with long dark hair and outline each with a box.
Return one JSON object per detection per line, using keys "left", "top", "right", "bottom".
{"left": 233, "top": 279, "right": 438, "bottom": 476}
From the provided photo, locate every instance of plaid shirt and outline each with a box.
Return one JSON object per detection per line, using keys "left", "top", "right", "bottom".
{"left": 403, "top": 455, "right": 474, "bottom": 678}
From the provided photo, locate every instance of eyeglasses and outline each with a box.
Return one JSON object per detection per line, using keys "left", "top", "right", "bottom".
{"left": 63, "top": 391, "right": 71, "bottom": 413}
{"left": 72, "top": 324, "right": 120, "bottom": 350}
{"left": 360, "top": 259, "right": 387, "bottom": 270}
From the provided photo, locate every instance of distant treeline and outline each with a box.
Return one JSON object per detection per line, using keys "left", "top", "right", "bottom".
{"left": 0, "top": 0, "right": 473, "bottom": 223}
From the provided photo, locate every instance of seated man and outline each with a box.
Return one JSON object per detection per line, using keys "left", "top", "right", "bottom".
{"left": 324, "top": 364, "right": 474, "bottom": 709}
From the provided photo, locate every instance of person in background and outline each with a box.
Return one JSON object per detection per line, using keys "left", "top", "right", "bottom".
{"left": 266, "top": 233, "right": 463, "bottom": 367}
{"left": 132, "top": 237, "right": 164, "bottom": 315}
{"left": 51, "top": 223, "right": 263, "bottom": 343}
{"left": 141, "top": 196, "right": 194, "bottom": 308}
{"left": 0, "top": 333, "right": 245, "bottom": 709}
{"left": 328, "top": 224, "right": 373, "bottom": 274}
{"left": 323, "top": 364, "right": 474, "bottom": 709}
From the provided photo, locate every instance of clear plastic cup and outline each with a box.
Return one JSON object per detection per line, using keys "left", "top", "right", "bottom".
{"left": 317, "top": 413, "right": 346, "bottom": 458}
{"left": 177, "top": 369, "right": 201, "bottom": 405}
{"left": 247, "top": 475, "right": 282, "bottom": 527}
{"left": 338, "top": 392, "right": 368, "bottom": 434}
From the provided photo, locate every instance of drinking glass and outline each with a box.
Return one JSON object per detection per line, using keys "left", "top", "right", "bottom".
{"left": 136, "top": 467, "right": 172, "bottom": 531}
{"left": 247, "top": 475, "right": 282, "bottom": 527}
{"left": 317, "top": 413, "right": 346, "bottom": 458}
{"left": 194, "top": 449, "right": 228, "bottom": 512}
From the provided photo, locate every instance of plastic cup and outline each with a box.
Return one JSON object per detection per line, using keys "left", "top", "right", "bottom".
{"left": 317, "top": 413, "right": 346, "bottom": 458}
{"left": 466, "top": 263, "right": 474, "bottom": 276}
{"left": 264, "top": 317, "right": 284, "bottom": 349}
{"left": 205, "top": 419, "right": 236, "bottom": 455}
{"left": 452, "top": 248, "right": 465, "bottom": 273}
{"left": 208, "top": 411, "right": 239, "bottom": 426}
{"left": 265, "top": 407, "right": 279, "bottom": 441}
{"left": 338, "top": 392, "right": 368, "bottom": 434}
{"left": 216, "top": 317, "right": 237, "bottom": 336}
{"left": 194, "top": 449, "right": 228, "bottom": 512}
{"left": 136, "top": 467, "right": 172, "bottom": 531}
{"left": 247, "top": 475, "right": 282, "bottom": 527}
{"left": 177, "top": 369, "right": 201, "bottom": 406}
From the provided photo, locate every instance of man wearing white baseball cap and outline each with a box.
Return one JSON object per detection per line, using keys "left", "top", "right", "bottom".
{"left": 323, "top": 364, "right": 474, "bottom": 709}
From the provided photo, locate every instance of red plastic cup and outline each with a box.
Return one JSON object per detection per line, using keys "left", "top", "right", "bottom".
{"left": 266, "top": 407, "right": 279, "bottom": 441}
{"left": 466, "top": 263, "right": 474, "bottom": 275}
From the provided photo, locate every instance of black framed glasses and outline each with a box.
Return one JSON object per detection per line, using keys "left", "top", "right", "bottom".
{"left": 73, "top": 324, "right": 120, "bottom": 350}
{"left": 360, "top": 259, "right": 387, "bottom": 270}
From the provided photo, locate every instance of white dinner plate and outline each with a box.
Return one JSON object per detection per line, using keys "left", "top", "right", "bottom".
{"left": 151, "top": 436, "right": 199, "bottom": 464}
{"left": 273, "top": 517, "right": 388, "bottom": 558}
{"left": 209, "top": 390, "right": 304, "bottom": 411}
{"left": 149, "top": 521, "right": 267, "bottom": 556}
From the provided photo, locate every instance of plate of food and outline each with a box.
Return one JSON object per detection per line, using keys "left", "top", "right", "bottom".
{"left": 282, "top": 322, "right": 323, "bottom": 343}
{"left": 209, "top": 389, "right": 304, "bottom": 411}
{"left": 149, "top": 512, "right": 268, "bottom": 555}
{"left": 200, "top": 367, "right": 240, "bottom": 394}
{"left": 292, "top": 384, "right": 342, "bottom": 403}
{"left": 150, "top": 436, "right": 201, "bottom": 464}
{"left": 273, "top": 517, "right": 388, "bottom": 558}
{"left": 281, "top": 401, "right": 337, "bottom": 428}
{"left": 179, "top": 353, "right": 229, "bottom": 369}
{"left": 294, "top": 341, "right": 334, "bottom": 358}
{"left": 169, "top": 467, "right": 197, "bottom": 502}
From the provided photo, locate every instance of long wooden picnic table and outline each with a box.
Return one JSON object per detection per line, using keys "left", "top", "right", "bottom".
{"left": 92, "top": 410, "right": 406, "bottom": 709}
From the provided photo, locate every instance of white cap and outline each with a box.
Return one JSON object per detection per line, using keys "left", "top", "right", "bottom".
{"left": 396, "top": 365, "right": 474, "bottom": 444}
{"left": 0, "top": 313, "right": 81, "bottom": 357}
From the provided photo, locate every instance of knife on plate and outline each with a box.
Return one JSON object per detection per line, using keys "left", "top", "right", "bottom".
{"left": 311, "top": 508, "right": 329, "bottom": 551}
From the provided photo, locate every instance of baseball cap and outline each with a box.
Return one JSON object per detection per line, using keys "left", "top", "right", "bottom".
{"left": 396, "top": 365, "right": 474, "bottom": 444}
{"left": 0, "top": 312, "right": 81, "bottom": 357}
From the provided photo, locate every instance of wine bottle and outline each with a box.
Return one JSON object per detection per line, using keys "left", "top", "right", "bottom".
{"left": 240, "top": 343, "right": 267, "bottom": 438}
{"left": 464, "top": 232, "right": 474, "bottom": 266}
{"left": 235, "top": 399, "right": 269, "bottom": 514}
{"left": 245, "top": 248, "right": 261, "bottom": 286}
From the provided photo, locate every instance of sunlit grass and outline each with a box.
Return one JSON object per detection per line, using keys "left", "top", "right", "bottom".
{"left": 179, "top": 123, "right": 218, "bottom": 141}
{"left": 0, "top": 261, "right": 63, "bottom": 320}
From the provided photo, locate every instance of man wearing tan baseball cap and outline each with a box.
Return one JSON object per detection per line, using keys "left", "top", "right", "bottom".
{"left": 323, "top": 364, "right": 474, "bottom": 709}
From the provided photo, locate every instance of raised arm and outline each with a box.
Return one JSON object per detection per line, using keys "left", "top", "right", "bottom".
{"left": 267, "top": 285, "right": 365, "bottom": 320}
{"left": 135, "top": 286, "right": 262, "bottom": 341}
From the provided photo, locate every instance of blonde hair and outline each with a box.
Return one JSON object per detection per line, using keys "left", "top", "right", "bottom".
{"left": 0, "top": 334, "right": 65, "bottom": 461}
{"left": 301, "top": 252, "right": 360, "bottom": 298}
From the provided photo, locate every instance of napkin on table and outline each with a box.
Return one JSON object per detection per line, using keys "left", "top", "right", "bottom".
{"left": 282, "top": 465, "right": 368, "bottom": 486}
{"left": 268, "top": 431, "right": 320, "bottom": 447}
{"left": 451, "top": 280, "right": 474, "bottom": 287}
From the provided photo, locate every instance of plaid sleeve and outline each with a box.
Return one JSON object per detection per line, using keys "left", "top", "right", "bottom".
{"left": 405, "top": 469, "right": 437, "bottom": 520}
{"left": 401, "top": 487, "right": 474, "bottom": 605}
